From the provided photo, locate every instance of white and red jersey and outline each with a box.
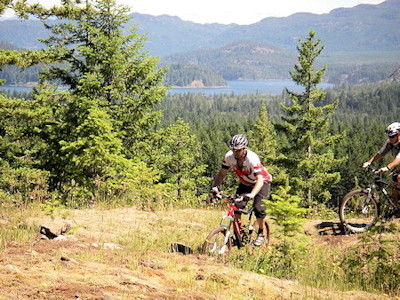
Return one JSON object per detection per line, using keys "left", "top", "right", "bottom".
{"left": 221, "top": 149, "right": 272, "bottom": 186}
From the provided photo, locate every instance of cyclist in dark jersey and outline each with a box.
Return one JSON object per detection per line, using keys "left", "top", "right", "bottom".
{"left": 363, "top": 122, "right": 400, "bottom": 211}
{"left": 210, "top": 134, "right": 272, "bottom": 246}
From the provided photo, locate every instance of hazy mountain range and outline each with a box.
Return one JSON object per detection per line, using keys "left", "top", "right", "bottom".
{"left": 0, "top": 0, "right": 399, "bottom": 84}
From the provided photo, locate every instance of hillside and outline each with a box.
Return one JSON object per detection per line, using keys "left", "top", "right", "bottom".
{"left": 0, "top": 0, "right": 398, "bottom": 60}
{"left": 1, "top": 1, "right": 399, "bottom": 85}
{"left": 130, "top": 13, "right": 237, "bottom": 57}
{"left": 0, "top": 207, "right": 396, "bottom": 299}
{"left": 163, "top": 41, "right": 297, "bottom": 81}
{"left": 208, "top": 0, "right": 400, "bottom": 54}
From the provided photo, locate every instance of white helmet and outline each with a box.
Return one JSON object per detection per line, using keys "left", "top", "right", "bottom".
{"left": 229, "top": 134, "right": 248, "bottom": 150}
{"left": 385, "top": 122, "right": 400, "bottom": 137}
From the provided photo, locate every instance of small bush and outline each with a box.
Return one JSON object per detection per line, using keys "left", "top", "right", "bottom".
{"left": 340, "top": 233, "right": 400, "bottom": 295}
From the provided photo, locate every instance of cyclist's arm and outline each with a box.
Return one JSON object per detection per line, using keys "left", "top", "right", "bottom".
{"left": 367, "top": 153, "right": 383, "bottom": 165}
{"left": 212, "top": 168, "right": 228, "bottom": 187}
{"left": 388, "top": 157, "right": 400, "bottom": 170}
{"left": 247, "top": 174, "right": 264, "bottom": 199}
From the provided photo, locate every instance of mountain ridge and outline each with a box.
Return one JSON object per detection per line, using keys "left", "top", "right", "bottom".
{"left": 0, "top": 1, "right": 399, "bottom": 84}
{"left": 0, "top": 0, "right": 398, "bottom": 58}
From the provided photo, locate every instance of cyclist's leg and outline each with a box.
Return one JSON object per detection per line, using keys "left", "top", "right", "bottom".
{"left": 253, "top": 181, "right": 270, "bottom": 220}
{"left": 253, "top": 182, "right": 271, "bottom": 246}
{"left": 391, "top": 173, "right": 400, "bottom": 208}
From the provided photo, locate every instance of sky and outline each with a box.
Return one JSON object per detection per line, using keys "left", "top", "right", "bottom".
{"left": 2, "top": 0, "right": 386, "bottom": 25}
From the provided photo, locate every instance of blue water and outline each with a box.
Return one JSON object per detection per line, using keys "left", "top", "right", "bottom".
{"left": 1, "top": 80, "right": 334, "bottom": 96}
{"left": 170, "top": 80, "right": 333, "bottom": 95}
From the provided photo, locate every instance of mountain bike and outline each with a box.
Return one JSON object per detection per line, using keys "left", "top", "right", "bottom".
{"left": 201, "top": 193, "right": 270, "bottom": 257}
{"left": 339, "top": 167, "right": 399, "bottom": 233}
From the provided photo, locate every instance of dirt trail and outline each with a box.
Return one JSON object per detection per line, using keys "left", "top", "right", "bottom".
{"left": 0, "top": 208, "right": 395, "bottom": 300}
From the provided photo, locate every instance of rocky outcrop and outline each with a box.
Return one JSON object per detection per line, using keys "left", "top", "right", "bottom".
{"left": 40, "top": 221, "right": 71, "bottom": 239}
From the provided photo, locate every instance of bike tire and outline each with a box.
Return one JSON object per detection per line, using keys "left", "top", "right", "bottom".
{"left": 201, "top": 227, "right": 232, "bottom": 256}
{"left": 250, "top": 220, "right": 270, "bottom": 248}
{"left": 339, "top": 189, "right": 380, "bottom": 233}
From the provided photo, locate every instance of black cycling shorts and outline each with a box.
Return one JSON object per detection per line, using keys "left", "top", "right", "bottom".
{"left": 235, "top": 181, "right": 271, "bottom": 218}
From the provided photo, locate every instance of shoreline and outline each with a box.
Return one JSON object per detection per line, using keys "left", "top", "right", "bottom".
{"left": 171, "top": 85, "right": 227, "bottom": 89}
{"left": 6, "top": 83, "right": 229, "bottom": 90}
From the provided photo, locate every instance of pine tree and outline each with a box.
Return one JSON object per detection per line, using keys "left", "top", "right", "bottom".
{"left": 6, "top": 0, "right": 168, "bottom": 198}
{"left": 268, "top": 185, "right": 307, "bottom": 237}
{"left": 280, "top": 30, "right": 344, "bottom": 208}
{"left": 249, "top": 103, "right": 277, "bottom": 163}
{"left": 143, "top": 119, "right": 208, "bottom": 203}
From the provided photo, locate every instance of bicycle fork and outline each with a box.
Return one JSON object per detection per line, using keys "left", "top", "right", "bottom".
{"left": 360, "top": 188, "right": 373, "bottom": 214}
{"left": 219, "top": 215, "right": 234, "bottom": 254}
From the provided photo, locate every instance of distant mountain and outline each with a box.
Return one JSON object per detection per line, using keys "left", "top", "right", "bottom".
{"left": 0, "top": 39, "right": 19, "bottom": 50}
{"left": 163, "top": 41, "right": 297, "bottom": 80}
{"left": 206, "top": 0, "right": 400, "bottom": 53}
{"left": 0, "top": 0, "right": 398, "bottom": 58}
{"left": 0, "top": 13, "right": 236, "bottom": 57}
{"left": 130, "top": 14, "right": 237, "bottom": 57}
{"left": 0, "top": 0, "right": 399, "bottom": 84}
{"left": 0, "top": 19, "right": 51, "bottom": 50}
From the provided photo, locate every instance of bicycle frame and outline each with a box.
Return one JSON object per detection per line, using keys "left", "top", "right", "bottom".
{"left": 219, "top": 197, "right": 255, "bottom": 249}
{"left": 365, "top": 170, "right": 397, "bottom": 210}
{"left": 202, "top": 193, "right": 270, "bottom": 256}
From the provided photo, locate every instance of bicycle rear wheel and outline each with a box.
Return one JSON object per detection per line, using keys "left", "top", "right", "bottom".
{"left": 201, "top": 227, "right": 232, "bottom": 257}
{"left": 339, "top": 189, "right": 379, "bottom": 233}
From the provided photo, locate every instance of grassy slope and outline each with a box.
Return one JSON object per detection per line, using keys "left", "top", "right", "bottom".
{"left": 0, "top": 206, "right": 395, "bottom": 299}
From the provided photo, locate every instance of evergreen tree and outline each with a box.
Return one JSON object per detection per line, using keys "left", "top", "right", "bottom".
{"left": 280, "top": 30, "right": 344, "bottom": 208}
{"left": 142, "top": 118, "right": 208, "bottom": 203}
{"left": 5, "top": 0, "right": 168, "bottom": 199}
{"left": 249, "top": 102, "right": 307, "bottom": 235}
{"left": 267, "top": 185, "right": 307, "bottom": 237}
{"left": 249, "top": 103, "right": 277, "bottom": 163}
{"left": 248, "top": 103, "right": 289, "bottom": 185}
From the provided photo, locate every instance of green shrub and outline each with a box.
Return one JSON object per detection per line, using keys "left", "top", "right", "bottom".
{"left": 340, "top": 233, "right": 400, "bottom": 295}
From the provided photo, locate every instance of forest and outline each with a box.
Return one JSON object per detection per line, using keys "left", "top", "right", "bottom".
{"left": 0, "top": 0, "right": 399, "bottom": 211}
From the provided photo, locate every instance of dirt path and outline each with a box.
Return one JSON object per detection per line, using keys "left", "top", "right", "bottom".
{"left": 0, "top": 208, "right": 395, "bottom": 299}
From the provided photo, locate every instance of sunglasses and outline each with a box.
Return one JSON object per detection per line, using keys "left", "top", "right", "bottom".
{"left": 389, "top": 134, "right": 398, "bottom": 139}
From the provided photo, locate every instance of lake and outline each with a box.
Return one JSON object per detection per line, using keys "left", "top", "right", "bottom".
{"left": 1, "top": 80, "right": 334, "bottom": 96}
{"left": 170, "top": 80, "right": 334, "bottom": 95}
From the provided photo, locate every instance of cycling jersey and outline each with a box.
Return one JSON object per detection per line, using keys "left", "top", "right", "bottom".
{"left": 221, "top": 149, "right": 272, "bottom": 186}
{"left": 378, "top": 139, "right": 400, "bottom": 158}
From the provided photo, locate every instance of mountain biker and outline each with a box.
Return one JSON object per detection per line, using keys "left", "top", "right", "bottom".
{"left": 210, "top": 134, "right": 272, "bottom": 247}
{"left": 363, "top": 122, "right": 400, "bottom": 212}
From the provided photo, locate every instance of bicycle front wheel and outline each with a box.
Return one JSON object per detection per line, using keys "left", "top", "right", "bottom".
{"left": 201, "top": 227, "right": 232, "bottom": 257}
{"left": 339, "top": 189, "right": 379, "bottom": 233}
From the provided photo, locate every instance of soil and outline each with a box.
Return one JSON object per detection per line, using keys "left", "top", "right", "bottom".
{"left": 0, "top": 208, "right": 397, "bottom": 300}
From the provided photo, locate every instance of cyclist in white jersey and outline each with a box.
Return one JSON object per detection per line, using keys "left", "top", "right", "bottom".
{"left": 363, "top": 122, "right": 400, "bottom": 211}
{"left": 210, "top": 134, "right": 272, "bottom": 246}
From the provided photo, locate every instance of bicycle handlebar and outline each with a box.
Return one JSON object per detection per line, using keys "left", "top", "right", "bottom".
{"left": 363, "top": 166, "right": 391, "bottom": 187}
{"left": 210, "top": 192, "right": 251, "bottom": 203}
{"left": 364, "top": 166, "right": 390, "bottom": 175}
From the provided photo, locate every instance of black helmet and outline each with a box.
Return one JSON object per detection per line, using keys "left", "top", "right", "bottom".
{"left": 229, "top": 134, "right": 248, "bottom": 150}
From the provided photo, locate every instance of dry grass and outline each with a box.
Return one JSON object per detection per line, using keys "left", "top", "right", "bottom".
{"left": 0, "top": 206, "right": 394, "bottom": 299}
